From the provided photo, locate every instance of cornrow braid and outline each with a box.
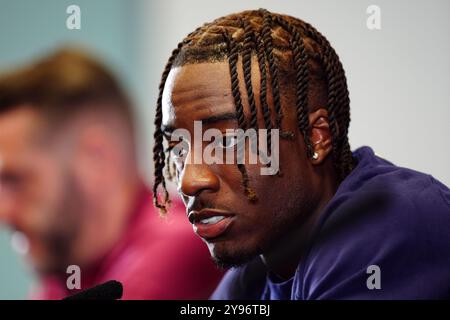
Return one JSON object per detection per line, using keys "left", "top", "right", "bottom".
{"left": 223, "top": 31, "right": 257, "bottom": 202}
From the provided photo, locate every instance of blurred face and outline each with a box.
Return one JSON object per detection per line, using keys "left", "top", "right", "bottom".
{"left": 162, "top": 61, "right": 323, "bottom": 267}
{"left": 0, "top": 107, "right": 82, "bottom": 274}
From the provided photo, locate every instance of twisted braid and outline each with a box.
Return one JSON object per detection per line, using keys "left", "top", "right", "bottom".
{"left": 224, "top": 32, "right": 257, "bottom": 201}
{"left": 260, "top": 9, "right": 284, "bottom": 131}
{"left": 153, "top": 42, "right": 185, "bottom": 213}
{"left": 274, "top": 16, "right": 312, "bottom": 157}
{"left": 256, "top": 34, "right": 273, "bottom": 156}
{"left": 299, "top": 21, "right": 354, "bottom": 178}
{"left": 240, "top": 18, "right": 258, "bottom": 132}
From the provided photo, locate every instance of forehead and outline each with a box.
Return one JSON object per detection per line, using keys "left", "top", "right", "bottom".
{"left": 0, "top": 107, "right": 42, "bottom": 160}
{"left": 162, "top": 62, "right": 236, "bottom": 128}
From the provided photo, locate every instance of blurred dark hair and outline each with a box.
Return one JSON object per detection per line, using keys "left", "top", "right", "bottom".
{"left": 0, "top": 48, "right": 134, "bottom": 131}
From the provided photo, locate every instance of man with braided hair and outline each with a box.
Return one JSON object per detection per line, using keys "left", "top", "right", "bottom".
{"left": 155, "top": 9, "right": 450, "bottom": 299}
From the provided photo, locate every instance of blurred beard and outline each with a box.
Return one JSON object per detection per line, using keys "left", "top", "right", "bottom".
{"left": 35, "top": 175, "right": 84, "bottom": 276}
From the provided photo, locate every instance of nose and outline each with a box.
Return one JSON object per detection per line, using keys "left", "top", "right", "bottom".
{"left": 178, "top": 162, "right": 220, "bottom": 198}
{"left": 0, "top": 188, "right": 16, "bottom": 225}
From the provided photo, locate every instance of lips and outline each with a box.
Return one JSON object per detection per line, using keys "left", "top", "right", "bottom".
{"left": 188, "top": 209, "right": 235, "bottom": 240}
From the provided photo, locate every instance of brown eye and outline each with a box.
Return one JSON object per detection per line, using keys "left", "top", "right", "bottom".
{"left": 170, "top": 140, "right": 189, "bottom": 159}
{"left": 0, "top": 172, "right": 25, "bottom": 191}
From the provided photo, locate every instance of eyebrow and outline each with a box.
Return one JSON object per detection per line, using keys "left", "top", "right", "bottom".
{"left": 161, "top": 112, "right": 238, "bottom": 134}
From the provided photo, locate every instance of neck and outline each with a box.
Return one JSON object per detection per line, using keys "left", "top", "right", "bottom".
{"left": 261, "top": 170, "right": 340, "bottom": 280}
{"left": 74, "top": 175, "right": 143, "bottom": 268}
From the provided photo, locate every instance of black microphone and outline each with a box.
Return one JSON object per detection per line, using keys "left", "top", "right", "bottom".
{"left": 63, "top": 280, "right": 123, "bottom": 300}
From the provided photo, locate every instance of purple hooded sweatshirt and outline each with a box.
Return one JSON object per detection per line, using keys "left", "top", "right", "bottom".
{"left": 211, "top": 146, "right": 450, "bottom": 300}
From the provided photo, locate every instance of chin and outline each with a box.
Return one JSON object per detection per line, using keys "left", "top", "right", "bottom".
{"left": 30, "top": 252, "right": 66, "bottom": 276}
{"left": 207, "top": 238, "right": 261, "bottom": 269}
{"left": 31, "top": 259, "right": 53, "bottom": 275}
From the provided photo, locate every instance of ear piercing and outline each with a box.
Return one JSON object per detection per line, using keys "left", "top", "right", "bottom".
{"left": 312, "top": 152, "right": 319, "bottom": 160}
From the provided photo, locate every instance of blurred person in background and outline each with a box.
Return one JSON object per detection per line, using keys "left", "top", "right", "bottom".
{"left": 0, "top": 48, "right": 223, "bottom": 299}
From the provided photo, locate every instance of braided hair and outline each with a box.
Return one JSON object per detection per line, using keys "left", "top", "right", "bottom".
{"left": 153, "top": 9, "right": 355, "bottom": 213}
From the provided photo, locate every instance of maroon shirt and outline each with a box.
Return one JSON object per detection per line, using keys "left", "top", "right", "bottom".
{"left": 32, "top": 186, "right": 223, "bottom": 299}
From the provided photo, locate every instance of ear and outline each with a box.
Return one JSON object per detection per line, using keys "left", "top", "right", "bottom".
{"left": 73, "top": 125, "right": 114, "bottom": 197}
{"left": 308, "top": 108, "right": 332, "bottom": 165}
